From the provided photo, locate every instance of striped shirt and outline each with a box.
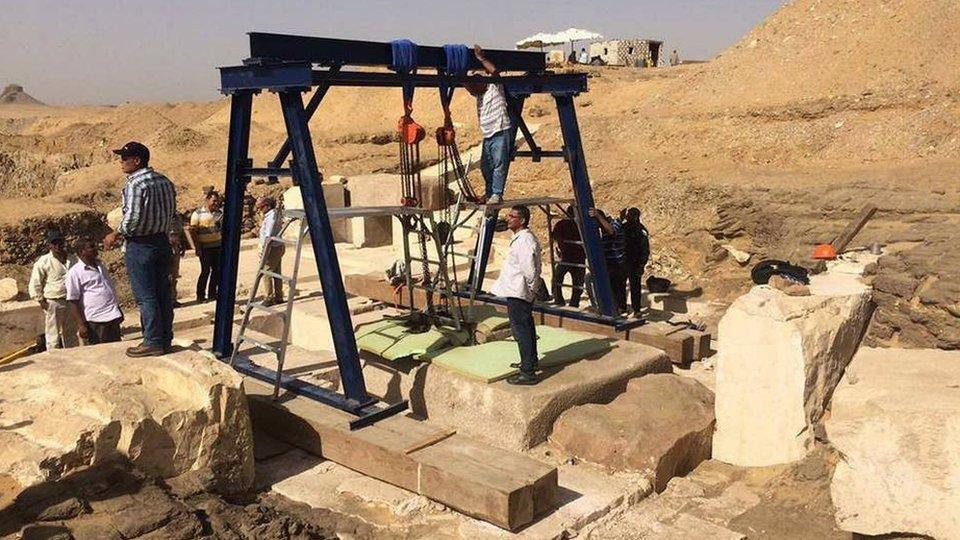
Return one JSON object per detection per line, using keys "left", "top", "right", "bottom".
{"left": 476, "top": 84, "right": 512, "bottom": 138}
{"left": 118, "top": 167, "right": 177, "bottom": 238}
{"left": 190, "top": 206, "right": 222, "bottom": 247}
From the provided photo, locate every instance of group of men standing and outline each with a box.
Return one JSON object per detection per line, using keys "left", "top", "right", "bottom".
{"left": 30, "top": 140, "right": 285, "bottom": 356}
{"left": 550, "top": 206, "right": 650, "bottom": 318}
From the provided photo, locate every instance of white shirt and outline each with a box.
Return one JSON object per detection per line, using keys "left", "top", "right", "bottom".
{"left": 28, "top": 252, "right": 77, "bottom": 300}
{"left": 491, "top": 228, "right": 542, "bottom": 302}
{"left": 65, "top": 259, "right": 123, "bottom": 323}
{"left": 476, "top": 84, "right": 512, "bottom": 138}
{"left": 259, "top": 208, "right": 281, "bottom": 250}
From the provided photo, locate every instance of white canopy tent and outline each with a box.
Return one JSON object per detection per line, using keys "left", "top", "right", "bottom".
{"left": 516, "top": 28, "right": 603, "bottom": 54}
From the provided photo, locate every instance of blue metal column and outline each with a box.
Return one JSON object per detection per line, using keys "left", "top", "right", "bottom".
{"left": 213, "top": 90, "right": 254, "bottom": 358}
{"left": 554, "top": 94, "right": 617, "bottom": 317}
{"left": 276, "top": 89, "right": 372, "bottom": 407}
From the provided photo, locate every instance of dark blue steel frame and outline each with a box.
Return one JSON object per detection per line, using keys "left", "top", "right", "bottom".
{"left": 213, "top": 33, "right": 621, "bottom": 420}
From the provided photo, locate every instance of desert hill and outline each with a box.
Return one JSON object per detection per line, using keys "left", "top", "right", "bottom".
{"left": 0, "top": 84, "right": 45, "bottom": 106}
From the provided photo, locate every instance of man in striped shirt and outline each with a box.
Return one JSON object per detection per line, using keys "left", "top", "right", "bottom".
{"left": 464, "top": 45, "right": 513, "bottom": 206}
{"left": 103, "top": 141, "right": 177, "bottom": 357}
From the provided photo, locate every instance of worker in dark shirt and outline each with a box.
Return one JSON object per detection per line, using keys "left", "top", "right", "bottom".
{"left": 623, "top": 207, "right": 650, "bottom": 319}
{"left": 551, "top": 206, "right": 585, "bottom": 307}
{"left": 588, "top": 207, "right": 627, "bottom": 314}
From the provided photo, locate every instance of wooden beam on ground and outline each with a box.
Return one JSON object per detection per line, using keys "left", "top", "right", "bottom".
{"left": 245, "top": 378, "right": 556, "bottom": 531}
{"left": 344, "top": 272, "right": 708, "bottom": 364}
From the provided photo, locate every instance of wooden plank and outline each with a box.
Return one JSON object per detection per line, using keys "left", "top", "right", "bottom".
{"left": 244, "top": 377, "right": 557, "bottom": 530}
{"left": 627, "top": 322, "right": 694, "bottom": 364}
{"left": 403, "top": 429, "right": 456, "bottom": 454}
{"left": 413, "top": 434, "right": 556, "bottom": 530}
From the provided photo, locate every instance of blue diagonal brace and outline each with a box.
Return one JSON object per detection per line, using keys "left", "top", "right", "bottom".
{"left": 268, "top": 64, "right": 341, "bottom": 182}
{"left": 276, "top": 89, "right": 372, "bottom": 406}
{"left": 554, "top": 95, "right": 616, "bottom": 317}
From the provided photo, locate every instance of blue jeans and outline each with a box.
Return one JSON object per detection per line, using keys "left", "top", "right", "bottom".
{"left": 507, "top": 297, "right": 538, "bottom": 374}
{"left": 125, "top": 234, "right": 174, "bottom": 349}
{"left": 481, "top": 129, "right": 513, "bottom": 198}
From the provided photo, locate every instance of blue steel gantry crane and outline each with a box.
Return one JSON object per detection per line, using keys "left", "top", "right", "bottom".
{"left": 212, "top": 33, "right": 642, "bottom": 428}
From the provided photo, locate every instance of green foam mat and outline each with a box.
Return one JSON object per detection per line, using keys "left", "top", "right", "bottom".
{"left": 355, "top": 318, "right": 467, "bottom": 361}
{"left": 424, "top": 325, "right": 615, "bottom": 383}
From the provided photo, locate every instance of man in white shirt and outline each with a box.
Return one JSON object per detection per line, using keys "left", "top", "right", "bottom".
{"left": 464, "top": 45, "right": 513, "bottom": 206}
{"left": 66, "top": 238, "right": 124, "bottom": 344}
{"left": 490, "top": 205, "right": 542, "bottom": 385}
{"left": 256, "top": 197, "right": 285, "bottom": 306}
{"left": 28, "top": 229, "right": 79, "bottom": 349}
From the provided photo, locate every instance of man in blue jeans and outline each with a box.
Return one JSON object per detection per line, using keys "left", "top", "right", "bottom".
{"left": 491, "top": 205, "right": 543, "bottom": 385}
{"left": 464, "top": 45, "right": 513, "bottom": 205}
{"left": 104, "top": 142, "right": 177, "bottom": 357}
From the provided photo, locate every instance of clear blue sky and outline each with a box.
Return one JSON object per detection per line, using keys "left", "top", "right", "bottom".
{"left": 0, "top": 0, "right": 784, "bottom": 105}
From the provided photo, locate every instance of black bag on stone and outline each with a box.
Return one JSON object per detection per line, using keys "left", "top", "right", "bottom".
{"left": 751, "top": 259, "right": 810, "bottom": 285}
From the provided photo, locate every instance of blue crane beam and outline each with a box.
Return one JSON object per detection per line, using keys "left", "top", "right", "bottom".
{"left": 219, "top": 63, "right": 587, "bottom": 96}
{"left": 247, "top": 32, "right": 546, "bottom": 73}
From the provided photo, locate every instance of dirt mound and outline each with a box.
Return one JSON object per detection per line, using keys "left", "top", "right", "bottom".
{"left": 0, "top": 200, "right": 107, "bottom": 265}
{"left": 0, "top": 84, "right": 45, "bottom": 106}
{"left": 671, "top": 0, "right": 960, "bottom": 112}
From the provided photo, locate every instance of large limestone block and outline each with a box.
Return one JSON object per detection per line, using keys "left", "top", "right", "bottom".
{"left": 713, "top": 272, "right": 872, "bottom": 467}
{"left": 347, "top": 173, "right": 445, "bottom": 210}
{"left": 413, "top": 341, "right": 672, "bottom": 452}
{"left": 827, "top": 347, "right": 960, "bottom": 539}
{"left": 348, "top": 215, "right": 392, "bottom": 248}
{"left": 551, "top": 374, "right": 715, "bottom": 492}
{"left": 283, "top": 179, "right": 348, "bottom": 242}
{"left": 106, "top": 206, "right": 123, "bottom": 230}
{"left": 0, "top": 343, "right": 254, "bottom": 495}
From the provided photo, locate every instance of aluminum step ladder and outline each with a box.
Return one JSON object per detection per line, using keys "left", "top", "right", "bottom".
{"left": 230, "top": 210, "right": 308, "bottom": 398}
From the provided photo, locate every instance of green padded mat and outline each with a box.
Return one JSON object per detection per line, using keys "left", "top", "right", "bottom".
{"left": 355, "top": 318, "right": 468, "bottom": 361}
{"left": 423, "top": 325, "right": 615, "bottom": 383}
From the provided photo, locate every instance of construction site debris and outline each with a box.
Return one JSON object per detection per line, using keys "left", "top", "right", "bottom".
{"left": 0, "top": 343, "right": 255, "bottom": 496}
{"left": 713, "top": 272, "right": 872, "bottom": 466}
{"left": 826, "top": 347, "right": 960, "bottom": 539}
{"left": 551, "top": 373, "right": 714, "bottom": 492}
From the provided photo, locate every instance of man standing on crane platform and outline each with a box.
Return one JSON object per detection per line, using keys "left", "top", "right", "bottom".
{"left": 491, "top": 205, "right": 543, "bottom": 386}
{"left": 464, "top": 45, "right": 513, "bottom": 206}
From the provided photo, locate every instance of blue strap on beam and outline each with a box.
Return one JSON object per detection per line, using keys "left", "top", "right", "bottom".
{"left": 442, "top": 44, "right": 470, "bottom": 76}
{"left": 390, "top": 39, "right": 418, "bottom": 106}
{"left": 439, "top": 44, "right": 470, "bottom": 108}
